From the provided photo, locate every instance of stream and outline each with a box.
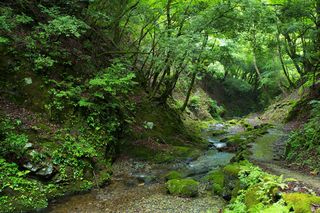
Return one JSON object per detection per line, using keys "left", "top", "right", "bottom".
{"left": 44, "top": 121, "right": 320, "bottom": 212}
{"left": 46, "top": 124, "right": 234, "bottom": 213}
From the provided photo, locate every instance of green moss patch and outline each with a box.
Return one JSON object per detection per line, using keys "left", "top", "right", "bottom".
{"left": 206, "top": 169, "right": 225, "bottom": 195}
{"left": 223, "top": 163, "right": 241, "bottom": 176}
{"left": 166, "top": 178, "right": 199, "bottom": 197}
{"left": 283, "top": 193, "right": 320, "bottom": 213}
{"left": 165, "top": 171, "right": 183, "bottom": 181}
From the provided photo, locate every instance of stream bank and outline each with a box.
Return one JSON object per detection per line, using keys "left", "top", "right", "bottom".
{"left": 46, "top": 123, "right": 235, "bottom": 212}
{"left": 44, "top": 118, "right": 320, "bottom": 213}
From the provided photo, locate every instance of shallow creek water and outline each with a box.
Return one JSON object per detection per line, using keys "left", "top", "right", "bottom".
{"left": 46, "top": 124, "right": 234, "bottom": 213}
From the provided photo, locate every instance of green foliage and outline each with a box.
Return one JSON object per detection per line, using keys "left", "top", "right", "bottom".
{"left": 34, "top": 55, "right": 56, "bottom": 71}
{"left": 15, "top": 14, "right": 33, "bottom": 24}
{"left": 0, "top": 36, "right": 10, "bottom": 44}
{"left": 0, "top": 159, "right": 48, "bottom": 212}
{"left": 225, "top": 161, "right": 288, "bottom": 213}
{"left": 188, "top": 95, "right": 201, "bottom": 111}
{"left": 206, "top": 169, "right": 224, "bottom": 195}
{"left": 0, "top": 118, "right": 28, "bottom": 158}
{"left": 0, "top": 7, "right": 15, "bottom": 31}
{"left": 39, "top": 15, "right": 90, "bottom": 38}
{"left": 164, "top": 171, "right": 183, "bottom": 181}
{"left": 52, "top": 132, "right": 98, "bottom": 181}
{"left": 286, "top": 100, "right": 320, "bottom": 170}
{"left": 78, "top": 60, "right": 136, "bottom": 134}
{"left": 283, "top": 193, "right": 320, "bottom": 213}
{"left": 208, "top": 99, "right": 225, "bottom": 118}
{"left": 223, "top": 78, "right": 253, "bottom": 95}
{"left": 45, "top": 79, "right": 82, "bottom": 120}
{"left": 88, "top": 61, "right": 136, "bottom": 96}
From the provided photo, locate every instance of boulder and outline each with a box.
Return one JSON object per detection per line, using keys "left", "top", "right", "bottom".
{"left": 166, "top": 178, "right": 199, "bottom": 197}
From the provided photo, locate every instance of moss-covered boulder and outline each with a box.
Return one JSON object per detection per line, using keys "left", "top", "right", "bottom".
{"left": 221, "top": 163, "right": 242, "bottom": 201}
{"left": 283, "top": 193, "right": 320, "bottom": 213}
{"left": 166, "top": 178, "right": 199, "bottom": 197}
{"left": 223, "top": 163, "right": 241, "bottom": 175}
{"left": 206, "top": 169, "right": 225, "bottom": 195}
{"left": 164, "top": 171, "right": 183, "bottom": 181}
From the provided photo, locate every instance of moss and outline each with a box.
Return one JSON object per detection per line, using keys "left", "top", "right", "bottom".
{"left": 283, "top": 193, "right": 320, "bottom": 213}
{"left": 228, "top": 119, "right": 238, "bottom": 125}
{"left": 166, "top": 178, "right": 199, "bottom": 197}
{"left": 206, "top": 169, "right": 225, "bottom": 195}
{"left": 211, "top": 129, "right": 227, "bottom": 136}
{"left": 123, "top": 145, "right": 167, "bottom": 162}
{"left": 223, "top": 134, "right": 247, "bottom": 144}
{"left": 131, "top": 100, "right": 200, "bottom": 147}
{"left": 223, "top": 163, "right": 241, "bottom": 176}
{"left": 241, "top": 121, "right": 254, "bottom": 131}
{"left": 172, "top": 146, "right": 202, "bottom": 159}
{"left": 165, "top": 171, "right": 183, "bottom": 180}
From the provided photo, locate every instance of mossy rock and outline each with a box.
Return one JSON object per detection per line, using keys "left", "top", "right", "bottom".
{"left": 206, "top": 169, "right": 225, "bottom": 195}
{"left": 223, "top": 163, "right": 241, "bottom": 176}
{"left": 164, "top": 171, "right": 183, "bottom": 181}
{"left": 283, "top": 193, "right": 320, "bottom": 213}
{"left": 221, "top": 162, "right": 245, "bottom": 200}
{"left": 172, "top": 146, "right": 202, "bottom": 159}
{"left": 166, "top": 178, "right": 199, "bottom": 197}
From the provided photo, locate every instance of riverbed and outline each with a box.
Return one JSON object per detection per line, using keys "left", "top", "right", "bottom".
{"left": 45, "top": 124, "right": 234, "bottom": 213}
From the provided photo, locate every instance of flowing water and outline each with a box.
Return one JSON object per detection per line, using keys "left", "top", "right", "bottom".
{"left": 44, "top": 122, "right": 320, "bottom": 212}
{"left": 45, "top": 124, "right": 234, "bottom": 213}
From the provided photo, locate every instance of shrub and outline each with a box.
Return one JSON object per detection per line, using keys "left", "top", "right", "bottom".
{"left": 0, "top": 118, "right": 28, "bottom": 158}
{"left": 225, "top": 161, "right": 288, "bottom": 212}
{"left": 188, "top": 95, "right": 201, "bottom": 111}
{"left": 0, "top": 159, "right": 48, "bottom": 212}
{"left": 208, "top": 99, "right": 225, "bottom": 118}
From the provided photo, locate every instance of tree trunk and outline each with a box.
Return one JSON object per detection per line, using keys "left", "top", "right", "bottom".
{"left": 181, "top": 72, "right": 197, "bottom": 112}
{"left": 276, "top": 28, "right": 295, "bottom": 87}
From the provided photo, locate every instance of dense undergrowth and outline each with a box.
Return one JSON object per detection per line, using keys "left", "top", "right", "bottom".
{"left": 0, "top": 0, "right": 319, "bottom": 212}
{"left": 286, "top": 100, "right": 320, "bottom": 172}
{"left": 219, "top": 161, "right": 320, "bottom": 213}
{"left": 0, "top": 116, "right": 113, "bottom": 212}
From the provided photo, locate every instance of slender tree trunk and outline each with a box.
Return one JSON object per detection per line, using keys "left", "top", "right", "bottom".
{"left": 181, "top": 72, "right": 197, "bottom": 112}
{"left": 276, "top": 28, "right": 295, "bottom": 87}
{"left": 180, "top": 34, "right": 208, "bottom": 111}
{"left": 283, "top": 33, "right": 303, "bottom": 77}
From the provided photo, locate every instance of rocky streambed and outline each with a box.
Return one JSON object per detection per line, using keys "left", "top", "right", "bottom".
{"left": 45, "top": 123, "right": 237, "bottom": 213}
{"left": 43, "top": 119, "right": 320, "bottom": 213}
